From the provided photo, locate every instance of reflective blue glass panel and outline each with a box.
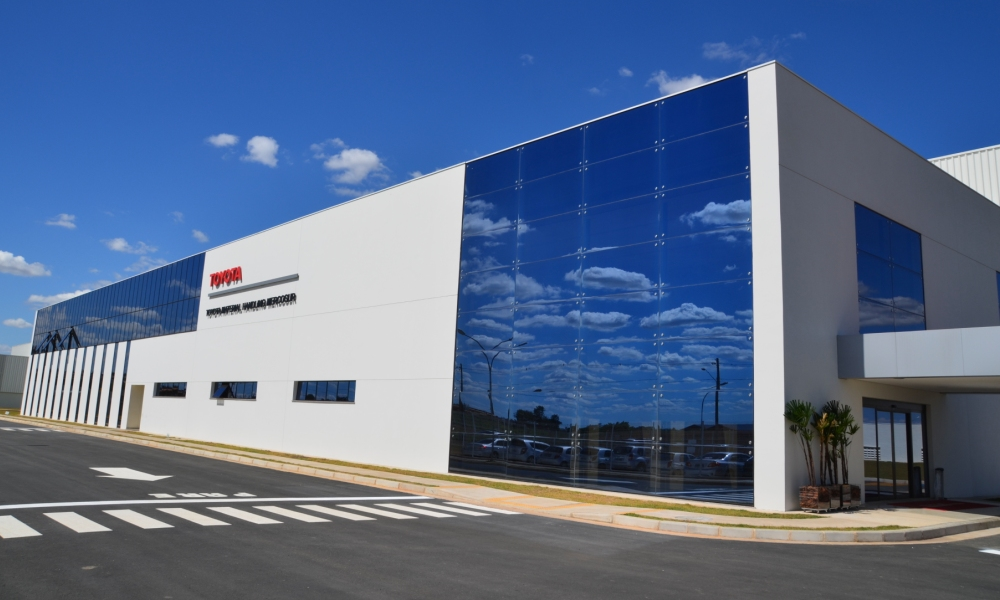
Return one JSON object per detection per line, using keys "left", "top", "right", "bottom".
{"left": 520, "top": 127, "right": 583, "bottom": 182}
{"left": 463, "top": 187, "right": 517, "bottom": 238}
{"left": 31, "top": 253, "right": 206, "bottom": 354}
{"left": 889, "top": 221, "right": 922, "bottom": 274}
{"left": 465, "top": 148, "right": 519, "bottom": 198}
{"left": 584, "top": 103, "right": 658, "bottom": 164}
{"left": 855, "top": 204, "right": 924, "bottom": 332}
{"left": 660, "top": 123, "right": 749, "bottom": 190}
{"left": 453, "top": 75, "right": 752, "bottom": 503}
{"left": 855, "top": 204, "right": 891, "bottom": 260}
{"left": 519, "top": 168, "right": 583, "bottom": 222}
{"left": 857, "top": 252, "right": 893, "bottom": 304}
{"left": 583, "top": 148, "right": 658, "bottom": 207}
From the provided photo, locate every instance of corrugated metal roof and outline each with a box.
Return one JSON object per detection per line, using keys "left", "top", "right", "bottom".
{"left": 930, "top": 143, "right": 1000, "bottom": 205}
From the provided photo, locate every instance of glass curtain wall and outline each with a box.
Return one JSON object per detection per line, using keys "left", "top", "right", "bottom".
{"left": 450, "top": 75, "right": 754, "bottom": 505}
{"left": 31, "top": 253, "right": 206, "bottom": 355}
{"left": 855, "top": 205, "right": 925, "bottom": 333}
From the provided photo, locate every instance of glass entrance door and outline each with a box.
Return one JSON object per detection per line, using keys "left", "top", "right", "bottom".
{"left": 863, "top": 400, "right": 927, "bottom": 501}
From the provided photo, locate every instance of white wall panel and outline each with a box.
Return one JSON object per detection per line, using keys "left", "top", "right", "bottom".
{"left": 125, "top": 166, "right": 466, "bottom": 473}
{"left": 773, "top": 63, "right": 1000, "bottom": 504}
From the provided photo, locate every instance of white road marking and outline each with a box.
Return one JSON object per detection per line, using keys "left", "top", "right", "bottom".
{"left": 980, "top": 549, "right": 1000, "bottom": 556}
{"left": 157, "top": 508, "right": 229, "bottom": 526}
{"left": 337, "top": 504, "right": 416, "bottom": 520}
{"left": 0, "top": 516, "right": 42, "bottom": 538}
{"left": 207, "top": 507, "right": 281, "bottom": 524}
{"left": 149, "top": 494, "right": 174, "bottom": 499}
{"left": 233, "top": 493, "right": 256, "bottom": 497}
{"left": 411, "top": 503, "right": 490, "bottom": 516}
{"left": 201, "top": 493, "right": 227, "bottom": 498}
{"left": 104, "top": 510, "right": 173, "bottom": 529}
{"left": 91, "top": 468, "right": 172, "bottom": 482}
{"left": 0, "top": 428, "right": 16, "bottom": 431}
{"left": 45, "top": 512, "right": 111, "bottom": 533}
{"left": 375, "top": 504, "right": 454, "bottom": 518}
{"left": 0, "top": 496, "right": 429, "bottom": 511}
{"left": 445, "top": 502, "right": 521, "bottom": 515}
{"left": 255, "top": 506, "right": 330, "bottom": 523}
{"left": 31, "top": 429, "right": 53, "bottom": 432}
{"left": 177, "top": 493, "right": 204, "bottom": 498}
{"left": 297, "top": 505, "right": 375, "bottom": 521}
{"left": 17, "top": 428, "right": 36, "bottom": 432}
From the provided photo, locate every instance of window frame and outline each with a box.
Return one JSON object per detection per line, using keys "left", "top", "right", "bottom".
{"left": 153, "top": 382, "right": 187, "bottom": 398}
{"left": 293, "top": 380, "right": 356, "bottom": 403}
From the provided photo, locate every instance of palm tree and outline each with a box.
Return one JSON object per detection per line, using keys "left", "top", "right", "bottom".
{"left": 784, "top": 400, "right": 816, "bottom": 487}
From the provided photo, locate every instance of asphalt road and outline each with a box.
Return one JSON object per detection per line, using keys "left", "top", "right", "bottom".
{"left": 1, "top": 423, "right": 999, "bottom": 599}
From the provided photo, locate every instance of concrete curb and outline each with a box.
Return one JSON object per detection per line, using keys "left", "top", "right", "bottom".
{"left": 5, "top": 415, "right": 1000, "bottom": 545}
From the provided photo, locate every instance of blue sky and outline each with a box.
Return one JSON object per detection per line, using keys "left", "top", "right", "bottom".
{"left": 1, "top": 1, "right": 998, "bottom": 353}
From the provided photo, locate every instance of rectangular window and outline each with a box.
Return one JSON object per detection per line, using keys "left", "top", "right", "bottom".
{"left": 154, "top": 382, "right": 187, "bottom": 397}
{"left": 211, "top": 381, "right": 257, "bottom": 400}
{"left": 294, "top": 380, "right": 356, "bottom": 403}
{"left": 855, "top": 204, "right": 925, "bottom": 334}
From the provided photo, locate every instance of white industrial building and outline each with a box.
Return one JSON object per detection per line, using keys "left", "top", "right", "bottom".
{"left": 18, "top": 62, "right": 1000, "bottom": 511}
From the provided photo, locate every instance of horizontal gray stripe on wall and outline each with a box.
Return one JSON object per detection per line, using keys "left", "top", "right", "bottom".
{"left": 207, "top": 274, "right": 299, "bottom": 299}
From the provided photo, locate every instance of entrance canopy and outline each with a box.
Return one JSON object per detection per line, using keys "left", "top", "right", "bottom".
{"left": 838, "top": 326, "right": 1000, "bottom": 393}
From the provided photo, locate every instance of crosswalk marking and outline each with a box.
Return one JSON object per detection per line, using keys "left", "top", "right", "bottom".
{"left": 411, "top": 503, "right": 490, "bottom": 517}
{"left": 255, "top": 506, "right": 329, "bottom": 523}
{"left": 297, "top": 505, "right": 375, "bottom": 521}
{"left": 45, "top": 512, "right": 112, "bottom": 533}
{"left": 445, "top": 502, "right": 521, "bottom": 515}
{"left": 207, "top": 507, "right": 281, "bottom": 524}
{"left": 337, "top": 504, "right": 416, "bottom": 520}
{"left": 981, "top": 549, "right": 1000, "bottom": 556}
{"left": 0, "top": 516, "right": 42, "bottom": 538}
{"left": 105, "top": 510, "right": 173, "bottom": 529}
{"left": 157, "top": 508, "right": 229, "bottom": 526}
{"left": 374, "top": 504, "right": 454, "bottom": 518}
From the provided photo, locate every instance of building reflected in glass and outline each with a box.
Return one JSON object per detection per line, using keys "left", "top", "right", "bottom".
{"left": 450, "top": 74, "right": 755, "bottom": 503}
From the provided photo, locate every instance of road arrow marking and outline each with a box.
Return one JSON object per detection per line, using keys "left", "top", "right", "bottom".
{"left": 91, "top": 468, "right": 173, "bottom": 481}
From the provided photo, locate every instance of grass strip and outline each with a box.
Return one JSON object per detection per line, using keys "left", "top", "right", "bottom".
{"left": 7, "top": 415, "right": 820, "bottom": 520}
{"left": 622, "top": 513, "right": 905, "bottom": 531}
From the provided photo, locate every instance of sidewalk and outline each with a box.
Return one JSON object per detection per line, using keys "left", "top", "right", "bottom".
{"left": 4, "top": 414, "right": 999, "bottom": 544}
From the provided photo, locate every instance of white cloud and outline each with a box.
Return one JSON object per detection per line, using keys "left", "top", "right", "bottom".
{"left": 682, "top": 326, "right": 747, "bottom": 338}
{"left": 242, "top": 136, "right": 279, "bottom": 167}
{"left": 3, "top": 318, "right": 32, "bottom": 329}
{"left": 640, "top": 303, "right": 733, "bottom": 329}
{"left": 647, "top": 71, "right": 707, "bottom": 96}
{"left": 27, "top": 289, "right": 90, "bottom": 307}
{"left": 310, "top": 138, "right": 347, "bottom": 159}
{"left": 0, "top": 344, "right": 10, "bottom": 355}
{"left": 192, "top": 229, "right": 209, "bottom": 243}
{"left": 409, "top": 171, "right": 423, "bottom": 179}
{"left": 0, "top": 251, "right": 51, "bottom": 277}
{"left": 462, "top": 199, "right": 515, "bottom": 236}
{"left": 681, "top": 200, "right": 751, "bottom": 227}
{"left": 598, "top": 345, "right": 644, "bottom": 362}
{"left": 466, "top": 318, "right": 509, "bottom": 331}
{"left": 102, "top": 238, "right": 156, "bottom": 254}
{"left": 206, "top": 133, "right": 239, "bottom": 147}
{"left": 570, "top": 266, "right": 653, "bottom": 291}
{"left": 171, "top": 211, "right": 184, "bottom": 223}
{"left": 125, "top": 256, "right": 167, "bottom": 273}
{"left": 323, "top": 148, "right": 386, "bottom": 185}
{"left": 588, "top": 87, "right": 604, "bottom": 96}
{"left": 520, "top": 54, "right": 534, "bottom": 65}
{"left": 702, "top": 35, "right": 803, "bottom": 66}
{"left": 618, "top": 67, "right": 633, "bottom": 77}
{"left": 682, "top": 343, "right": 754, "bottom": 363}
{"left": 515, "top": 310, "right": 631, "bottom": 332}
{"left": 45, "top": 213, "right": 76, "bottom": 229}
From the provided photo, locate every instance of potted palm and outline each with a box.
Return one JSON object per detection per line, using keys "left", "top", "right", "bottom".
{"left": 784, "top": 400, "right": 829, "bottom": 511}
{"left": 785, "top": 399, "right": 863, "bottom": 511}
